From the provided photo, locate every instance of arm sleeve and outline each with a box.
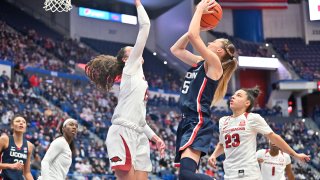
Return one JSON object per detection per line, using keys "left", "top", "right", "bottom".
{"left": 248, "top": 113, "right": 273, "bottom": 135}
{"left": 143, "top": 124, "right": 156, "bottom": 140}
{"left": 123, "top": 4, "right": 150, "bottom": 75}
{"left": 284, "top": 153, "right": 291, "bottom": 165}
{"left": 41, "top": 139, "right": 64, "bottom": 179}
{"left": 256, "top": 149, "right": 264, "bottom": 159}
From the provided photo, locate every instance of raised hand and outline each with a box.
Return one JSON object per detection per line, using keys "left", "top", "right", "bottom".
{"left": 197, "top": 0, "right": 216, "bottom": 14}
{"left": 134, "top": 0, "right": 141, "bottom": 6}
{"left": 294, "top": 153, "right": 311, "bottom": 163}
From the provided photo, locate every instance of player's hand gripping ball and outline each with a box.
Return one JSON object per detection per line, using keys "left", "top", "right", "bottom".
{"left": 200, "top": 0, "right": 223, "bottom": 29}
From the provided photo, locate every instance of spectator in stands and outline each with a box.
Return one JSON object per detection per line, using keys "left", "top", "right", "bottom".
{"left": 0, "top": 70, "right": 10, "bottom": 82}
{"left": 14, "top": 63, "right": 24, "bottom": 85}
{"left": 282, "top": 43, "right": 290, "bottom": 61}
{"left": 28, "top": 74, "right": 41, "bottom": 95}
{"left": 314, "top": 70, "right": 320, "bottom": 80}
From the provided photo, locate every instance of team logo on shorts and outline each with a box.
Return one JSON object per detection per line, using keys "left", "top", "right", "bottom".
{"left": 110, "top": 156, "right": 122, "bottom": 163}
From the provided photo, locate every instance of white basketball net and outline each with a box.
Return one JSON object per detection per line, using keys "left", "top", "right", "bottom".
{"left": 43, "top": 0, "right": 72, "bottom": 12}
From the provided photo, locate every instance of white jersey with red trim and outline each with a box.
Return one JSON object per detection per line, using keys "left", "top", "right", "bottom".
{"left": 111, "top": 4, "right": 150, "bottom": 131}
{"left": 218, "top": 113, "right": 273, "bottom": 180}
{"left": 256, "top": 149, "right": 291, "bottom": 180}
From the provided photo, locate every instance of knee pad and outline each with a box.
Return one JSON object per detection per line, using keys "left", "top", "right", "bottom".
{"left": 179, "top": 157, "right": 213, "bottom": 180}
{"left": 179, "top": 157, "right": 198, "bottom": 180}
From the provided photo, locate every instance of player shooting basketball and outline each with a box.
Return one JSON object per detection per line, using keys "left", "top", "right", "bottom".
{"left": 170, "top": 0, "right": 237, "bottom": 179}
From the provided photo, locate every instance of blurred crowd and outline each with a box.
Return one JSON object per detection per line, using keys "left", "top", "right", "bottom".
{"left": 0, "top": 19, "right": 319, "bottom": 180}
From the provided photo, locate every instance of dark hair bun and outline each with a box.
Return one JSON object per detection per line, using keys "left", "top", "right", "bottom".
{"left": 249, "top": 87, "right": 260, "bottom": 98}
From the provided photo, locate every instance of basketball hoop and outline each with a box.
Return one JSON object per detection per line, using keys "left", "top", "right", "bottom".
{"left": 43, "top": 0, "right": 72, "bottom": 12}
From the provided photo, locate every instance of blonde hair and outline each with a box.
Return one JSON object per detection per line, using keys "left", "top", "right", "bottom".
{"left": 212, "top": 38, "right": 238, "bottom": 106}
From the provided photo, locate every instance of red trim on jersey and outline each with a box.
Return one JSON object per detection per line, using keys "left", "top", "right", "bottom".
{"left": 179, "top": 78, "right": 207, "bottom": 151}
{"left": 244, "top": 112, "right": 249, "bottom": 119}
{"left": 174, "top": 163, "right": 181, "bottom": 168}
{"left": 265, "top": 149, "right": 270, "bottom": 154}
{"left": 111, "top": 135, "right": 132, "bottom": 171}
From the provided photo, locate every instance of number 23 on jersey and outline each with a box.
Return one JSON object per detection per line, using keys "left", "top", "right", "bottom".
{"left": 225, "top": 133, "right": 240, "bottom": 148}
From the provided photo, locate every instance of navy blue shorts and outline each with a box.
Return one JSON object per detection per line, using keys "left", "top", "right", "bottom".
{"left": 174, "top": 114, "right": 214, "bottom": 166}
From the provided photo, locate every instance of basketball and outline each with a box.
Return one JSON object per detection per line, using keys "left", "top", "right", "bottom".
{"left": 200, "top": 1, "right": 223, "bottom": 29}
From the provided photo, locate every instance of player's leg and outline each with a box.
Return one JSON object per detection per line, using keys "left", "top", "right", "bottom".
{"left": 134, "top": 133, "right": 152, "bottom": 180}
{"left": 106, "top": 125, "right": 136, "bottom": 180}
{"left": 178, "top": 117, "right": 214, "bottom": 180}
{"left": 114, "top": 167, "right": 135, "bottom": 180}
{"left": 135, "top": 170, "right": 148, "bottom": 180}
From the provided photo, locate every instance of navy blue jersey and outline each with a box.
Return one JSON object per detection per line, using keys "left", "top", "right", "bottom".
{"left": 0, "top": 136, "right": 28, "bottom": 180}
{"left": 179, "top": 61, "right": 219, "bottom": 117}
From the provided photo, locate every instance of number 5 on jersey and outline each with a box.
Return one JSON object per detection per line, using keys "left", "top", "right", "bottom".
{"left": 182, "top": 81, "right": 190, "bottom": 94}
{"left": 225, "top": 133, "right": 240, "bottom": 148}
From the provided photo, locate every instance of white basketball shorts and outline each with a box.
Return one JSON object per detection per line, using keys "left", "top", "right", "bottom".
{"left": 106, "top": 125, "right": 152, "bottom": 172}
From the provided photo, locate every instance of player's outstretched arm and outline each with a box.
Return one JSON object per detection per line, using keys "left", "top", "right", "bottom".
{"left": 266, "top": 132, "right": 310, "bottom": 162}
{"left": 126, "top": 0, "right": 150, "bottom": 66}
{"left": 143, "top": 124, "right": 166, "bottom": 158}
{"left": 170, "top": 33, "right": 202, "bottom": 66}
{"left": 188, "top": 0, "right": 222, "bottom": 75}
{"left": 208, "top": 143, "right": 224, "bottom": 168}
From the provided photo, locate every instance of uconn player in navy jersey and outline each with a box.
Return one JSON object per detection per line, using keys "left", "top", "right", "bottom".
{"left": 170, "top": 0, "right": 237, "bottom": 179}
{"left": 0, "top": 115, "right": 34, "bottom": 180}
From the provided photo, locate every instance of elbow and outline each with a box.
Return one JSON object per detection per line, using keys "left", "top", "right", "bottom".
{"left": 268, "top": 132, "right": 282, "bottom": 144}
{"left": 170, "top": 45, "right": 181, "bottom": 56}
{"left": 187, "top": 31, "right": 199, "bottom": 42}
{"left": 170, "top": 46, "right": 177, "bottom": 55}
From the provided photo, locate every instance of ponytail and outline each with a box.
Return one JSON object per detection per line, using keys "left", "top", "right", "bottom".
{"left": 212, "top": 39, "right": 238, "bottom": 106}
